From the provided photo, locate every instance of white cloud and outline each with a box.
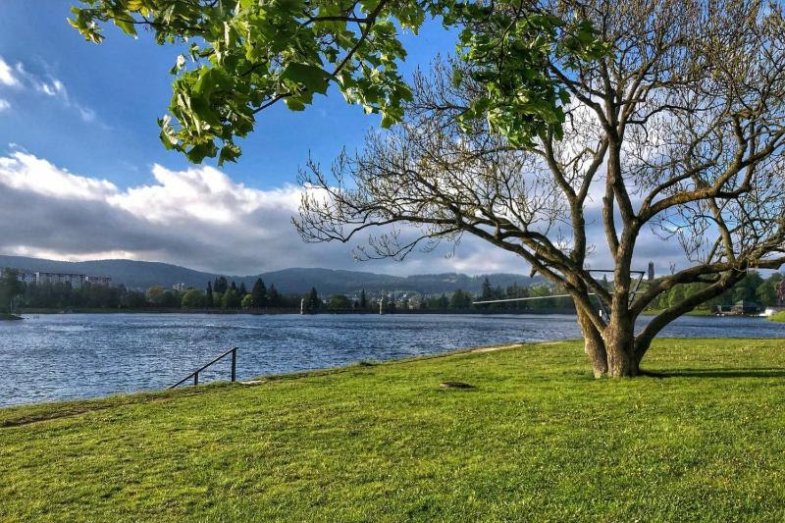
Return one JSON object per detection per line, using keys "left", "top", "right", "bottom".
{"left": 0, "top": 99, "right": 9, "bottom": 112}
{"left": 0, "top": 152, "right": 117, "bottom": 200}
{"left": 37, "top": 78, "right": 65, "bottom": 97}
{"left": 0, "top": 57, "right": 19, "bottom": 87}
{"left": 0, "top": 151, "right": 687, "bottom": 277}
{"left": 0, "top": 58, "right": 97, "bottom": 123}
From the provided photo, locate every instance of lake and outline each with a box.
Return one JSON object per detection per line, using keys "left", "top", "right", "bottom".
{"left": 2, "top": 312, "right": 784, "bottom": 407}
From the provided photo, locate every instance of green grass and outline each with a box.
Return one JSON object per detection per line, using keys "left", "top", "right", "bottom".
{"left": 768, "top": 311, "right": 785, "bottom": 322}
{"left": 3, "top": 339, "right": 785, "bottom": 522}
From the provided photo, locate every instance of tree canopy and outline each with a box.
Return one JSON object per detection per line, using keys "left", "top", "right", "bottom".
{"left": 70, "top": 0, "right": 603, "bottom": 162}
{"left": 71, "top": 0, "right": 785, "bottom": 377}
{"left": 296, "top": 0, "right": 785, "bottom": 376}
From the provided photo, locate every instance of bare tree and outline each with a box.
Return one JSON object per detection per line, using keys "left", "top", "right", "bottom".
{"left": 297, "top": 0, "right": 785, "bottom": 377}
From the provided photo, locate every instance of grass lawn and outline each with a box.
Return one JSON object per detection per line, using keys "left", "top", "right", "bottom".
{"left": 3, "top": 338, "right": 785, "bottom": 522}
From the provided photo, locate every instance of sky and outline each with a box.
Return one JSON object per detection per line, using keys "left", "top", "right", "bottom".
{"left": 0, "top": 1, "right": 686, "bottom": 277}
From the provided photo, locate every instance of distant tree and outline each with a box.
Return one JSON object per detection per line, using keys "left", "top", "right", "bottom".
{"left": 181, "top": 289, "right": 206, "bottom": 309}
{"left": 251, "top": 278, "right": 267, "bottom": 308}
{"left": 221, "top": 288, "right": 243, "bottom": 309}
{"left": 230, "top": 281, "right": 238, "bottom": 292}
{"left": 327, "top": 294, "right": 352, "bottom": 310}
{"left": 481, "top": 277, "right": 493, "bottom": 301}
{"left": 214, "top": 277, "right": 228, "bottom": 295}
{"left": 163, "top": 290, "right": 182, "bottom": 308}
{"left": 733, "top": 272, "right": 764, "bottom": 304}
{"left": 239, "top": 282, "right": 247, "bottom": 295}
{"left": 268, "top": 285, "right": 282, "bottom": 308}
{"left": 449, "top": 289, "right": 473, "bottom": 310}
{"left": 145, "top": 286, "right": 165, "bottom": 305}
{"left": 528, "top": 285, "right": 552, "bottom": 311}
{"left": 756, "top": 281, "right": 777, "bottom": 307}
{"left": 431, "top": 294, "right": 449, "bottom": 310}
{"left": 668, "top": 286, "right": 686, "bottom": 310}
{"left": 306, "top": 287, "right": 321, "bottom": 312}
{"left": 121, "top": 289, "right": 146, "bottom": 309}
{"left": 241, "top": 293, "right": 254, "bottom": 310}
{"left": 359, "top": 289, "right": 368, "bottom": 309}
{"left": 205, "top": 281, "right": 214, "bottom": 308}
{"left": 221, "top": 288, "right": 242, "bottom": 309}
{"left": 0, "top": 269, "right": 24, "bottom": 313}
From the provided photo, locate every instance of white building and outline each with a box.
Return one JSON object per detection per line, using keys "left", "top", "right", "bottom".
{"left": 0, "top": 268, "right": 36, "bottom": 284}
{"left": 35, "top": 272, "right": 86, "bottom": 288}
{"left": 86, "top": 275, "right": 112, "bottom": 287}
{"left": 1, "top": 268, "right": 113, "bottom": 288}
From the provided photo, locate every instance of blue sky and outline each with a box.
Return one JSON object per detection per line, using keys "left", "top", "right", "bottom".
{"left": 0, "top": 1, "right": 454, "bottom": 190}
{"left": 0, "top": 1, "right": 532, "bottom": 275}
{"left": 0, "top": 1, "right": 687, "bottom": 277}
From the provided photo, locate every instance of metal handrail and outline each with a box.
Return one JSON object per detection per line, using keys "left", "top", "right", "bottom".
{"left": 170, "top": 347, "right": 238, "bottom": 389}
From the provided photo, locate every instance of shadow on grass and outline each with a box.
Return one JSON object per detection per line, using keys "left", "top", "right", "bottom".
{"left": 642, "top": 368, "right": 785, "bottom": 379}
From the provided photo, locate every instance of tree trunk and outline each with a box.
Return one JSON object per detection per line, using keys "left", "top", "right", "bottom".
{"left": 603, "top": 314, "right": 640, "bottom": 377}
{"left": 576, "top": 308, "right": 608, "bottom": 377}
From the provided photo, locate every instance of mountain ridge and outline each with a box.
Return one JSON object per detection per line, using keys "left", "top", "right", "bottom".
{"left": 0, "top": 255, "right": 541, "bottom": 295}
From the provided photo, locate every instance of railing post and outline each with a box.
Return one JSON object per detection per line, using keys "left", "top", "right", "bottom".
{"left": 231, "top": 347, "right": 237, "bottom": 382}
{"left": 194, "top": 372, "right": 199, "bottom": 386}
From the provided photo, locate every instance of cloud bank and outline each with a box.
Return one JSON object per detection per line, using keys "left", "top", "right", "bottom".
{"left": 0, "top": 150, "right": 687, "bottom": 277}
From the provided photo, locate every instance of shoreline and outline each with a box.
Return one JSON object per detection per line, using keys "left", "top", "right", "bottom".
{"left": 0, "top": 340, "right": 531, "bottom": 413}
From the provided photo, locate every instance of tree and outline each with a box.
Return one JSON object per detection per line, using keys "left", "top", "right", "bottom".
{"left": 306, "top": 287, "right": 321, "bottom": 312}
{"left": 327, "top": 294, "right": 353, "bottom": 310}
{"left": 359, "top": 289, "right": 368, "bottom": 309}
{"left": 181, "top": 289, "right": 206, "bottom": 309}
{"left": 241, "top": 293, "right": 254, "bottom": 310}
{"left": 251, "top": 278, "right": 267, "bottom": 308}
{"left": 297, "top": 2, "right": 785, "bottom": 376}
{"left": 221, "top": 288, "right": 242, "bottom": 309}
{"left": 73, "top": 0, "right": 785, "bottom": 377}
{"left": 70, "top": 0, "right": 459, "bottom": 163}
{"left": 481, "top": 277, "right": 493, "bottom": 301}
{"left": 145, "top": 286, "right": 165, "bottom": 306}
{"left": 0, "top": 269, "right": 24, "bottom": 313}
{"left": 449, "top": 289, "right": 473, "bottom": 310}
{"left": 268, "top": 285, "right": 282, "bottom": 308}
{"left": 206, "top": 281, "right": 214, "bottom": 308}
{"left": 214, "top": 277, "right": 228, "bottom": 295}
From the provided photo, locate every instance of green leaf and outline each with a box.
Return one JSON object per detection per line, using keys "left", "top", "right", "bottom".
{"left": 281, "top": 63, "right": 330, "bottom": 95}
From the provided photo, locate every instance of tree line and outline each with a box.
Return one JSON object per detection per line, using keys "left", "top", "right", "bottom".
{"left": 4, "top": 267, "right": 783, "bottom": 314}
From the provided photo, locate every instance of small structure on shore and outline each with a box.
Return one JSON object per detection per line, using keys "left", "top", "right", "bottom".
{"left": 732, "top": 300, "right": 761, "bottom": 315}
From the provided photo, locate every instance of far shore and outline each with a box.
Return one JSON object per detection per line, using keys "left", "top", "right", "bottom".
{"left": 14, "top": 307, "right": 580, "bottom": 316}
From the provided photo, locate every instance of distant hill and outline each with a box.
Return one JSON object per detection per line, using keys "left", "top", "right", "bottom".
{"left": 0, "top": 255, "right": 542, "bottom": 296}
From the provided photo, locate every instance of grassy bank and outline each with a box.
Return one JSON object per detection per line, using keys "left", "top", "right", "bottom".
{"left": 769, "top": 311, "right": 785, "bottom": 322}
{"left": 3, "top": 339, "right": 785, "bottom": 521}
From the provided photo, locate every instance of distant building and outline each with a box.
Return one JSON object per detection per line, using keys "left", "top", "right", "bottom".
{"left": 172, "top": 282, "right": 187, "bottom": 291}
{"left": 86, "top": 275, "right": 112, "bottom": 287}
{"left": 0, "top": 268, "right": 112, "bottom": 289}
{"left": 0, "top": 268, "right": 36, "bottom": 284}
{"left": 731, "top": 300, "right": 760, "bottom": 315}
{"left": 647, "top": 262, "right": 655, "bottom": 281}
{"left": 34, "top": 272, "right": 86, "bottom": 289}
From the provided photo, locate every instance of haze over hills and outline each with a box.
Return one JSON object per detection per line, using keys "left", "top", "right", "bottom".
{"left": 0, "top": 255, "right": 542, "bottom": 296}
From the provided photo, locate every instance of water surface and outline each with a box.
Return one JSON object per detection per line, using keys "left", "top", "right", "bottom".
{"left": 1, "top": 313, "right": 783, "bottom": 407}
